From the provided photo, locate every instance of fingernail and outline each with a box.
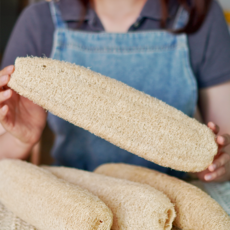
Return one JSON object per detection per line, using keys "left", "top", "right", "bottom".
{"left": 218, "top": 136, "right": 224, "bottom": 142}
{"left": 1, "top": 105, "right": 6, "bottom": 113}
{"left": 1, "top": 75, "right": 8, "bottom": 83}
{"left": 210, "top": 164, "right": 216, "bottom": 171}
{"left": 205, "top": 175, "right": 212, "bottom": 181}
{"left": 7, "top": 66, "right": 14, "bottom": 72}
{"left": 3, "top": 90, "right": 10, "bottom": 98}
{"left": 210, "top": 122, "right": 214, "bottom": 126}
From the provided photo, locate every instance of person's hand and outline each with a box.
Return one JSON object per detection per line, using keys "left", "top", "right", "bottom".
{"left": 0, "top": 65, "right": 47, "bottom": 145}
{"left": 196, "top": 122, "right": 230, "bottom": 182}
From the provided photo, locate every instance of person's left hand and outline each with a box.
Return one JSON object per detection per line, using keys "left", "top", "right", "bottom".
{"left": 196, "top": 122, "right": 230, "bottom": 182}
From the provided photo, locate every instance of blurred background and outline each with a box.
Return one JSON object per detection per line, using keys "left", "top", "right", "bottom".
{"left": 219, "top": 0, "right": 230, "bottom": 23}
{"left": 0, "top": 0, "right": 230, "bottom": 165}
{"left": 0, "top": 0, "right": 44, "bottom": 63}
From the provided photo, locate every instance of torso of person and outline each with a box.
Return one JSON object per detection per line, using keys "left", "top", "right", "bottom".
{"left": 47, "top": 0, "right": 196, "bottom": 178}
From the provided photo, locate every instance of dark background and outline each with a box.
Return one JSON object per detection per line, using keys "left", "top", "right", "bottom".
{"left": 0, "top": 0, "right": 29, "bottom": 63}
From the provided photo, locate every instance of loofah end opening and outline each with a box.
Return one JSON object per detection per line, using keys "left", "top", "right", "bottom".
{"left": 164, "top": 209, "right": 175, "bottom": 230}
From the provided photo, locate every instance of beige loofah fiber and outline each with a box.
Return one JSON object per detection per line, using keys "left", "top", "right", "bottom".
{"left": 0, "top": 159, "right": 113, "bottom": 230}
{"left": 8, "top": 57, "right": 218, "bottom": 172}
{"left": 95, "top": 163, "right": 230, "bottom": 230}
{"left": 44, "top": 166, "right": 176, "bottom": 230}
{"left": 0, "top": 201, "right": 37, "bottom": 230}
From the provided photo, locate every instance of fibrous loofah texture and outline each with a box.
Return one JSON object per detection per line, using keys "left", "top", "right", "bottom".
{"left": 0, "top": 160, "right": 113, "bottom": 230}
{"left": 9, "top": 57, "right": 218, "bottom": 172}
{"left": 0, "top": 201, "right": 36, "bottom": 230}
{"left": 44, "top": 166, "right": 176, "bottom": 230}
{"left": 95, "top": 163, "right": 230, "bottom": 230}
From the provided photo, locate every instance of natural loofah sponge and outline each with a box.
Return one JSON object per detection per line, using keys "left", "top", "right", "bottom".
{"left": 8, "top": 57, "right": 218, "bottom": 172}
{"left": 0, "top": 201, "right": 36, "bottom": 230}
{"left": 44, "top": 166, "right": 176, "bottom": 230}
{"left": 0, "top": 159, "right": 113, "bottom": 230}
{"left": 95, "top": 163, "right": 230, "bottom": 230}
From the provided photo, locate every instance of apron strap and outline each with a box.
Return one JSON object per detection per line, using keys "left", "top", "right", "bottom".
{"left": 173, "top": 7, "right": 189, "bottom": 30}
{"left": 49, "top": 1, "right": 67, "bottom": 29}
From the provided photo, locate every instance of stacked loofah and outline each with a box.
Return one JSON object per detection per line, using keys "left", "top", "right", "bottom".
{"left": 95, "top": 163, "right": 230, "bottom": 230}
{"left": 0, "top": 201, "right": 36, "bottom": 230}
{"left": 0, "top": 159, "right": 113, "bottom": 230}
{"left": 8, "top": 57, "right": 218, "bottom": 172}
{"left": 44, "top": 166, "right": 176, "bottom": 230}
{"left": 1, "top": 160, "right": 229, "bottom": 229}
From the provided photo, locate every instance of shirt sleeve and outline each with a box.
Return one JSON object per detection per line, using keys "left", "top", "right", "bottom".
{"left": 189, "top": 0, "right": 230, "bottom": 88}
{"left": 1, "top": 2, "right": 54, "bottom": 69}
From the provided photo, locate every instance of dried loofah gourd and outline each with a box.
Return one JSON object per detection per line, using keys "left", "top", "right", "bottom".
{"left": 43, "top": 166, "right": 176, "bottom": 230}
{"left": 0, "top": 201, "right": 37, "bottom": 230}
{"left": 95, "top": 163, "right": 230, "bottom": 230}
{"left": 8, "top": 57, "right": 218, "bottom": 172}
{"left": 0, "top": 159, "right": 113, "bottom": 230}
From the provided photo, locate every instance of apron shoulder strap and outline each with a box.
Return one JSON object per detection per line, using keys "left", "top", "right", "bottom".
{"left": 49, "top": 0, "right": 67, "bottom": 29}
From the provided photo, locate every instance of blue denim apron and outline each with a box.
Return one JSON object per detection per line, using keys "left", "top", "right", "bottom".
{"left": 48, "top": 2, "right": 197, "bottom": 178}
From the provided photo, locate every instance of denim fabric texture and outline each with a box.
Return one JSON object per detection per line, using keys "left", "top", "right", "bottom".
{"left": 47, "top": 1, "right": 197, "bottom": 178}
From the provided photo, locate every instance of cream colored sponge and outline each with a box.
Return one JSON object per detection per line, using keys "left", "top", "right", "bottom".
{"left": 44, "top": 166, "right": 176, "bottom": 230}
{"left": 9, "top": 57, "right": 218, "bottom": 172}
{"left": 95, "top": 163, "right": 230, "bottom": 230}
{"left": 0, "top": 201, "right": 36, "bottom": 230}
{"left": 0, "top": 159, "right": 113, "bottom": 230}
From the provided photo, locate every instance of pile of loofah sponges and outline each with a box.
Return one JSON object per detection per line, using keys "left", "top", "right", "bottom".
{"left": 0, "top": 159, "right": 175, "bottom": 230}
{"left": 1, "top": 160, "right": 230, "bottom": 230}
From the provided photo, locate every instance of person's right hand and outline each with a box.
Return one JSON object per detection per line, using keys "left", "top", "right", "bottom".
{"left": 0, "top": 65, "right": 47, "bottom": 145}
